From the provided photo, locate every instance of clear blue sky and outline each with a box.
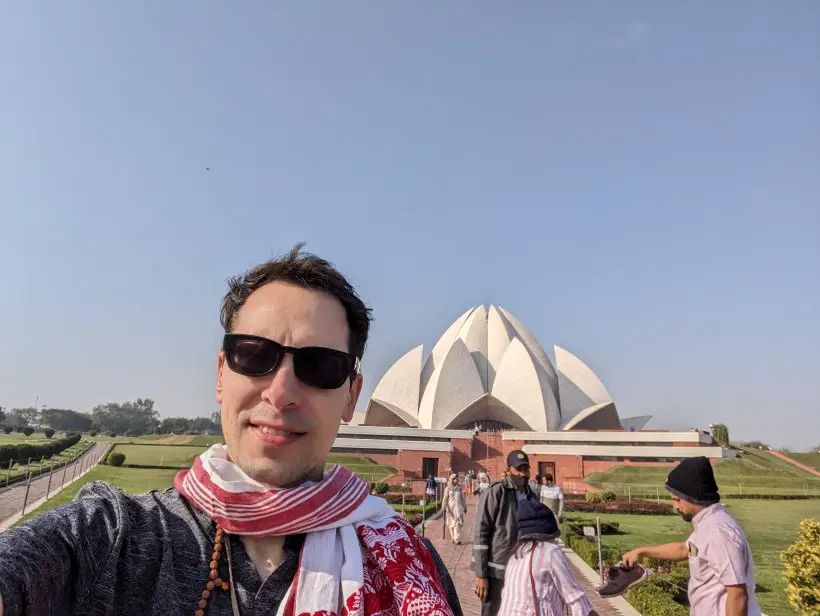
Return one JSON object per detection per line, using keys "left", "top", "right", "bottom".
{"left": 1, "top": 2, "right": 818, "bottom": 450}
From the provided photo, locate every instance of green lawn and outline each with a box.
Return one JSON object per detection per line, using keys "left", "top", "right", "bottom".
{"left": 0, "top": 432, "right": 58, "bottom": 445}
{"left": 186, "top": 435, "right": 225, "bottom": 447}
{"left": 110, "top": 444, "right": 207, "bottom": 467}
{"left": 788, "top": 452, "right": 820, "bottom": 473}
{"left": 567, "top": 500, "right": 820, "bottom": 615}
{"left": 586, "top": 457, "right": 820, "bottom": 497}
{"left": 324, "top": 455, "right": 397, "bottom": 481}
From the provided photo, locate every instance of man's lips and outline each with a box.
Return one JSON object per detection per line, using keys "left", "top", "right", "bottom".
{"left": 249, "top": 420, "right": 307, "bottom": 447}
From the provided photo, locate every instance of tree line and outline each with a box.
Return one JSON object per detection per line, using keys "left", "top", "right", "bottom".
{"left": 0, "top": 401, "right": 221, "bottom": 437}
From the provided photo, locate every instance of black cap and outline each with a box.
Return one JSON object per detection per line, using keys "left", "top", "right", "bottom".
{"left": 506, "top": 450, "right": 529, "bottom": 469}
{"left": 517, "top": 498, "right": 560, "bottom": 540}
{"left": 665, "top": 457, "right": 720, "bottom": 505}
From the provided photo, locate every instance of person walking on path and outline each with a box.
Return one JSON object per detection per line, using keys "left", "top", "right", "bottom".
{"left": 539, "top": 473, "right": 565, "bottom": 522}
{"left": 465, "top": 470, "right": 475, "bottom": 497}
{"left": 621, "top": 456, "right": 761, "bottom": 616}
{"left": 498, "top": 499, "right": 598, "bottom": 616}
{"left": 476, "top": 470, "right": 490, "bottom": 495}
{"left": 443, "top": 473, "right": 467, "bottom": 544}
{"left": 0, "top": 244, "right": 462, "bottom": 616}
{"left": 472, "top": 450, "right": 538, "bottom": 616}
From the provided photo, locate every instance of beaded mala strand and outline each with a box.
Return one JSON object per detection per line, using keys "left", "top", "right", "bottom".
{"left": 195, "top": 524, "right": 231, "bottom": 616}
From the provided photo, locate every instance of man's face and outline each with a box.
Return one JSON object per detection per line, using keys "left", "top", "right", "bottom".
{"left": 672, "top": 495, "right": 701, "bottom": 522}
{"left": 217, "top": 281, "right": 362, "bottom": 487}
{"left": 509, "top": 464, "right": 530, "bottom": 481}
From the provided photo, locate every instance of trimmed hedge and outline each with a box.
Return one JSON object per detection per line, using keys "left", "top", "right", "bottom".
{"left": 565, "top": 519, "right": 621, "bottom": 535}
{"left": 564, "top": 532, "right": 621, "bottom": 569}
{"left": 0, "top": 433, "right": 82, "bottom": 465}
{"left": 627, "top": 582, "right": 688, "bottom": 616}
{"left": 566, "top": 499, "right": 676, "bottom": 515}
{"left": 723, "top": 493, "right": 820, "bottom": 500}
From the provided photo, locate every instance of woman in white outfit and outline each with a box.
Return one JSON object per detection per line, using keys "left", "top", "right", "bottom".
{"left": 476, "top": 471, "right": 490, "bottom": 495}
{"left": 443, "top": 474, "right": 467, "bottom": 544}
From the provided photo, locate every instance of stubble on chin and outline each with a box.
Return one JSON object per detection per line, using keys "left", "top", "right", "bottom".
{"left": 243, "top": 458, "right": 325, "bottom": 489}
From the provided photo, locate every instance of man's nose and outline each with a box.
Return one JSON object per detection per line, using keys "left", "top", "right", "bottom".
{"left": 260, "top": 354, "right": 302, "bottom": 409}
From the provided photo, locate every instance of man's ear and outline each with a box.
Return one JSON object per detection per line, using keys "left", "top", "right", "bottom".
{"left": 216, "top": 351, "right": 225, "bottom": 404}
{"left": 342, "top": 373, "right": 363, "bottom": 423}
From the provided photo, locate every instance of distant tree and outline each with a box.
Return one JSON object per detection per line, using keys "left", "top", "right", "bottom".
{"left": 40, "top": 408, "right": 93, "bottom": 433}
{"left": 9, "top": 407, "right": 38, "bottom": 428}
{"left": 43, "top": 428, "right": 55, "bottom": 438}
{"left": 0, "top": 407, "right": 5, "bottom": 425}
{"left": 91, "top": 399, "right": 159, "bottom": 435}
{"left": 711, "top": 424, "right": 730, "bottom": 447}
{"left": 3, "top": 426, "right": 12, "bottom": 434}
{"left": 158, "top": 415, "right": 221, "bottom": 435}
{"left": 740, "top": 440, "right": 770, "bottom": 450}
{"left": 22, "top": 427, "right": 34, "bottom": 436}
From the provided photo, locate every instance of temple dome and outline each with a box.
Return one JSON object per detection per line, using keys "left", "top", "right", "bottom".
{"left": 363, "top": 305, "right": 633, "bottom": 431}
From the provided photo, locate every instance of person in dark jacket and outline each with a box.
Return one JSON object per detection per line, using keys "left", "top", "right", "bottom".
{"left": 472, "top": 450, "right": 537, "bottom": 616}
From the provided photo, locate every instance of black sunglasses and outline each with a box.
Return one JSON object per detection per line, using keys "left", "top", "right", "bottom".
{"left": 222, "top": 333, "right": 359, "bottom": 390}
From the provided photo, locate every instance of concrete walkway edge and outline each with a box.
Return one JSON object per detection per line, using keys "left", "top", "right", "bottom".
{"left": 0, "top": 443, "right": 112, "bottom": 532}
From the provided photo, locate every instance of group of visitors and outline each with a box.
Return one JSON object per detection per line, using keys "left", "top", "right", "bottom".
{"left": 470, "top": 451, "right": 761, "bottom": 616}
{"left": 0, "top": 244, "right": 761, "bottom": 616}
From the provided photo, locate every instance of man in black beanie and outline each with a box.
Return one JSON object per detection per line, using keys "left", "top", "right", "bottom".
{"left": 622, "top": 457, "right": 761, "bottom": 616}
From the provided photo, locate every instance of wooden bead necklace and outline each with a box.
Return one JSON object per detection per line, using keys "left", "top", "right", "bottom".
{"left": 194, "top": 524, "right": 231, "bottom": 616}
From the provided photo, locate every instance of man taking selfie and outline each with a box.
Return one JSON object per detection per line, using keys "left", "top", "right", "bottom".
{"left": 0, "top": 244, "right": 462, "bottom": 616}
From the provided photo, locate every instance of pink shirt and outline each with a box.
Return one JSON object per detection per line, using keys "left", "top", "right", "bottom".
{"left": 497, "top": 541, "right": 593, "bottom": 616}
{"left": 687, "top": 503, "right": 761, "bottom": 616}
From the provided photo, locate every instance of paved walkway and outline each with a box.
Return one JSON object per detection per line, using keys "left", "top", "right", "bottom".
{"left": 422, "top": 496, "right": 629, "bottom": 616}
{"left": 0, "top": 442, "right": 109, "bottom": 528}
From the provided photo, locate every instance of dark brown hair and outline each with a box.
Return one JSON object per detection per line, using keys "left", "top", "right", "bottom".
{"left": 220, "top": 243, "right": 373, "bottom": 360}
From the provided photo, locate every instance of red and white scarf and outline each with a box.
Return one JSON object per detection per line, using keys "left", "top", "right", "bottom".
{"left": 175, "top": 444, "right": 454, "bottom": 616}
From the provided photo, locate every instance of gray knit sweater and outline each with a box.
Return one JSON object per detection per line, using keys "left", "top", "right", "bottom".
{"left": 0, "top": 481, "right": 462, "bottom": 616}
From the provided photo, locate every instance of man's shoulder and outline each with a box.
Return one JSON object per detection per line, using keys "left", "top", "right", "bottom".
{"left": 70, "top": 482, "right": 198, "bottom": 526}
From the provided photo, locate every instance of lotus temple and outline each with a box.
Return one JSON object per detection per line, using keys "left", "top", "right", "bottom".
{"left": 333, "top": 305, "right": 732, "bottom": 486}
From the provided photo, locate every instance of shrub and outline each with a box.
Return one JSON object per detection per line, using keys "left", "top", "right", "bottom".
{"left": 627, "top": 582, "right": 688, "bottom": 616}
{"left": 566, "top": 519, "right": 621, "bottom": 535}
{"left": 2, "top": 427, "right": 11, "bottom": 434}
{"left": 109, "top": 432, "right": 117, "bottom": 438}
{"left": 601, "top": 491, "right": 617, "bottom": 502}
{"left": 22, "top": 427, "right": 34, "bottom": 436}
{"left": 382, "top": 493, "right": 412, "bottom": 505}
{"left": 373, "top": 483, "right": 390, "bottom": 495}
{"left": 564, "top": 533, "right": 620, "bottom": 569}
{"left": 107, "top": 452, "right": 126, "bottom": 467}
{"left": 585, "top": 491, "right": 603, "bottom": 503}
{"left": 43, "top": 428, "right": 55, "bottom": 438}
{"left": 781, "top": 518, "right": 820, "bottom": 614}
{"left": 566, "top": 499, "right": 675, "bottom": 515}
{"left": 89, "top": 430, "right": 98, "bottom": 437}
